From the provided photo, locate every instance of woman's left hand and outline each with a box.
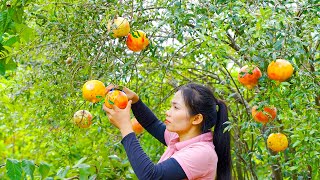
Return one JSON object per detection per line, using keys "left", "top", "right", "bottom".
{"left": 103, "top": 100, "right": 134, "bottom": 138}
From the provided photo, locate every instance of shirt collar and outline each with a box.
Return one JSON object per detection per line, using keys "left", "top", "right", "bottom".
{"left": 169, "top": 131, "right": 213, "bottom": 151}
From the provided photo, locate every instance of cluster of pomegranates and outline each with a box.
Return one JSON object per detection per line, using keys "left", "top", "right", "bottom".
{"left": 237, "top": 59, "right": 294, "bottom": 153}
{"left": 71, "top": 80, "right": 144, "bottom": 134}
{"left": 238, "top": 59, "right": 294, "bottom": 89}
{"left": 108, "top": 17, "right": 149, "bottom": 52}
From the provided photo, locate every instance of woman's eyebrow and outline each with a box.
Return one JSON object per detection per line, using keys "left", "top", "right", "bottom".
{"left": 171, "top": 101, "right": 180, "bottom": 106}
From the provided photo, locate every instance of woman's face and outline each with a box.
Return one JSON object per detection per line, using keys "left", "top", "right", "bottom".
{"left": 165, "top": 90, "right": 193, "bottom": 134}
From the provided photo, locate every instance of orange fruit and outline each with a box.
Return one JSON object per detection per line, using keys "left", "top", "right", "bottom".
{"left": 252, "top": 105, "right": 277, "bottom": 124}
{"left": 82, "top": 80, "right": 106, "bottom": 103}
{"left": 73, "top": 110, "right": 93, "bottom": 128}
{"left": 131, "top": 118, "right": 144, "bottom": 134}
{"left": 267, "top": 59, "right": 294, "bottom": 82}
{"left": 267, "top": 133, "right": 288, "bottom": 152}
{"left": 126, "top": 30, "right": 149, "bottom": 52}
{"left": 238, "top": 65, "right": 262, "bottom": 89}
{"left": 108, "top": 17, "right": 130, "bottom": 38}
{"left": 104, "top": 89, "right": 128, "bottom": 109}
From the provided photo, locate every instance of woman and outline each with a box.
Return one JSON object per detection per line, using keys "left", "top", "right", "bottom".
{"left": 103, "top": 83, "right": 231, "bottom": 180}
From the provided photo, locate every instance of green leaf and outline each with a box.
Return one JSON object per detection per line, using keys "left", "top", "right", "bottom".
{"left": 108, "top": 155, "right": 121, "bottom": 161}
{"left": 289, "top": 166, "right": 299, "bottom": 171}
{"left": 2, "top": 35, "right": 19, "bottom": 46}
{"left": 39, "top": 162, "right": 50, "bottom": 179}
{"left": 56, "top": 166, "right": 70, "bottom": 178}
{"left": 4, "top": 57, "right": 17, "bottom": 71}
{"left": 44, "top": 177, "right": 54, "bottom": 180}
{"left": 309, "top": 130, "right": 316, "bottom": 135}
{"left": 108, "top": 99, "right": 114, "bottom": 105}
{"left": 177, "top": 31, "right": 183, "bottom": 42}
{"left": 21, "top": 160, "right": 35, "bottom": 180}
{"left": 14, "top": 23, "right": 36, "bottom": 43}
{"left": 292, "top": 140, "right": 301, "bottom": 148}
{"left": 73, "top": 157, "right": 87, "bottom": 168}
{"left": 79, "top": 164, "right": 90, "bottom": 180}
{"left": 12, "top": 7, "right": 24, "bottom": 24}
{"left": 6, "top": 158, "right": 22, "bottom": 180}
{"left": 0, "top": 11, "right": 11, "bottom": 35}
{"left": 274, "top": 39, "right": 283, "bottom": 50}
{"left": 89, "top": 174, "right": 97, "bottom": 180}
{"left": 0, "top": 61, "right": 5, "bottom": 75}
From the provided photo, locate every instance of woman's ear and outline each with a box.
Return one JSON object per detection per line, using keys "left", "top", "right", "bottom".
{"left": 191, "top": 114, "right": 203, "bottom": 125}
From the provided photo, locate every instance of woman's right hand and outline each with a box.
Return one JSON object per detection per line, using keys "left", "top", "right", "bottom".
{"left": 106, "top": 84, "right": 139, "bottom": 104}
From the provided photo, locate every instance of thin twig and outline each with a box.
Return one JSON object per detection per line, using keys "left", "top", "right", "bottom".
{"left": 133, "top": 6, "right": 167, "bottom": 12}
{"left": 66, "top": 176, "right": 79, "bottom": 180}
{"left": 220, "top": 66, "right": 251, "bottom": 114}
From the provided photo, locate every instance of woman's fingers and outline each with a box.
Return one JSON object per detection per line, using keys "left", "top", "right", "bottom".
{"left": 122, "top": 87, "right": 130, "bottom": 93}
{"left": 106, "top": 84, "right": 127, "bottom": 96}
{"left": 103, "top": 104, "right": 113, "bottom": 114}
{"left": 126, "top": 100, "right": 132, "bottom": 110}
{"left": 103, "top": 105, "right": 115, "bottom": 122}
{"left": 105, "top": 84, "right": 116, "bottom": 94}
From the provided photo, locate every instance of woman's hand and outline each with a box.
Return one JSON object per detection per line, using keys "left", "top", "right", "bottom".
{"left": 103, "top": 100, "right": 134, "bottom": 138}
{"left": 106, "top": 84, "right": 139, "bottom": 104}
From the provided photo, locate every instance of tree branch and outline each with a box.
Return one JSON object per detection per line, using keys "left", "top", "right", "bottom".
{"left": 225, "top": 55, "right": 242, "bottom": 67}
{"left": 227, "top": 31, "right": 240, "bottom": 51}
{"left": 133, "top": 6, "right": 167, "bottom": 12}
{"left": 225, "top": 31, "right": 250, "bottom": 61}
{"left": 66, "top": 176, "right": 79, "bottom": 180}
{"left": 219, "top": 66, "right": 251, "bottom": 114}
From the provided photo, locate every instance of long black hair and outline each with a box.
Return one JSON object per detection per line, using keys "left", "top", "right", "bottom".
{"left": 179, "top": 83, "right": 231, "bottom": 180}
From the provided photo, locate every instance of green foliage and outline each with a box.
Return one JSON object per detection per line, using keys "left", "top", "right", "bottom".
{"left": 0, "top": 0, "right": 319, "bottom": 179}
{"left": 22, "top": 160, "right": 35, "bottom": 179}
{"left": 0, "top": 0, "right": 35, "bottom": 75}
{"left": 6, "top": 159, "right": 22, "bottom": 180}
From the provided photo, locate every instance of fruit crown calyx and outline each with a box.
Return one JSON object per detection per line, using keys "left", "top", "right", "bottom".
{"left": 131, "top": 31, "right": 142, "bottom": 38}
{"left": 110, "top": 86, "right": 124, "bottom": 92}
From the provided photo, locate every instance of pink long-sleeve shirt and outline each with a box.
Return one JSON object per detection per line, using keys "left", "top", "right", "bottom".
{"left": 159, "top": 129, "right": 218, "bottom": 180}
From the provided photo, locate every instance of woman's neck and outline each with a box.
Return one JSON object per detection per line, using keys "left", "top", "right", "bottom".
{"left": 178, "top": 128, "right": 202, "bottom": 142}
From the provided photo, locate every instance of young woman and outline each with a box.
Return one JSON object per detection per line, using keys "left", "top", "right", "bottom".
{"left": 103, "top": 83, "right": 231, "bottom": 180}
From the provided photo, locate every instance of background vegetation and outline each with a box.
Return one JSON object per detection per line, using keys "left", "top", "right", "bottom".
{"left": 1, "top": 0, "right": 319, "bottom": 179}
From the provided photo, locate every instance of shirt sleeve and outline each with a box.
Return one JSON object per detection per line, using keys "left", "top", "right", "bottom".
{"left": 131, "top": 99, "right": 166, "bottom": 145}
{"left": 121, "top": 132, "right": 187, "bottom": 180}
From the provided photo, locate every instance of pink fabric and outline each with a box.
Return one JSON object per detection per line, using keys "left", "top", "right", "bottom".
{"left": 158, "top": 129, "right": 217, "bottom": 180}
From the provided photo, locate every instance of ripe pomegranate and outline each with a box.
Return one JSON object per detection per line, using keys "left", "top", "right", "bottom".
{"left": 131, "top": 118, "right": 144, "bottom": 134}
{"left": 82, "top": 80, "right": 106, "bottom": 103}
{"left": 73, "top": 110, "right": 93, "bottom": 128}
{"left": 109, "top": 17, "right": 130, "bottom": 38}
{"left": 126, "top": 30, "right": 149, "bottom": 52}
{"left": 251, "top": 105, "right": 277, "bottom": 124}
{"left": 267, "top": 133, "right": 288, "bottom": 152}
{"left": 238, "top": 65, "right": 262, "bottom": 89}
{"left": 105, "top": 89, "right": 128, "bottom": 109}
{"left": 267, "top": 59, "right": 293, "bottom": 82}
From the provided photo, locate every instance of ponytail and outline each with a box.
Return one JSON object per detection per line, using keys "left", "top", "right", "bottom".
{"left": 213, "top": 100, "right": 231, "bottom": 180}
{"left": 178, "top": 83, "right": 232, "bottom": 179}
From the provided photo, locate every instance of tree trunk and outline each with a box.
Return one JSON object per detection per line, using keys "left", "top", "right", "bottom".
{"left": 307, "top": 165, "right": 312, "bottom": 180}
{"left": 235, "top": 159, "right": 244, "bottom": 180}
{"left": 269, "top": 150, "right": 283, "bottom": 180}
{"left": 271, "top": 163, "right": 282, "bottom": 180}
